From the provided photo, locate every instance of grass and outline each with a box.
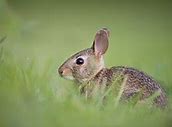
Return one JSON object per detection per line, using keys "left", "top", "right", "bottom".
{"left": 0, "top": 0, "right": 172, "bottom": 127}
{"left": 0, "top": 50, "right": 172, "bottom": 127}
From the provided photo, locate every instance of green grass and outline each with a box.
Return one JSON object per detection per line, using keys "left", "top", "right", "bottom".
{"left": 0, "top": 0, "right": 172, "bottom": 127}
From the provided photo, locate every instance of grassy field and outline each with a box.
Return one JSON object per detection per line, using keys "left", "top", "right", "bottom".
{"left": 0, "top": 0, "right": 172, "bottom": 127}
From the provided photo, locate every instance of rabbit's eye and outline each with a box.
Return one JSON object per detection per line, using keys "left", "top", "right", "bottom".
{"left": 76, "top": 58, "right": 84, "bottom": 65}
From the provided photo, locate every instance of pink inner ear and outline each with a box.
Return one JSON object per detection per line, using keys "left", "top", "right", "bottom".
{"left": 94, "top": 29, "right": 109, "bottom": 56}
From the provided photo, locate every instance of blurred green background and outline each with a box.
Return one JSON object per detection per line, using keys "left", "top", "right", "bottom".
{"left": 0, "top": 0, "right": 172, "bottom": 127}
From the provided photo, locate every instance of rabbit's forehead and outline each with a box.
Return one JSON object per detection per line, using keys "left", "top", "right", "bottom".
{"left": 76, "top": 55, "right": 88, "bottom": 60}
{"left": 71, "top": 48, "right": 94, "bottom": 59}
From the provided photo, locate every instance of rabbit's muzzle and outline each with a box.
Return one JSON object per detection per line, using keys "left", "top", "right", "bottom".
{"left": 58, "top": 66, "right": 74, "bottom": 80}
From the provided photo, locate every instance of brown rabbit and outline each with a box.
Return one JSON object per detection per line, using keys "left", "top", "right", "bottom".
{"left": 58, "top": 28, "right": 167, "bottom": 108}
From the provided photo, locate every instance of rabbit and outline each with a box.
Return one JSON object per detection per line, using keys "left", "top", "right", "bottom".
{"left": 58, "top": 28, "right": 167, "bottom": 108}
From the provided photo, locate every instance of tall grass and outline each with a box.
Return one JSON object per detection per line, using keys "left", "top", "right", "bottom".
{"left": 0, "top": 37, "right": 172, "bottom": 127}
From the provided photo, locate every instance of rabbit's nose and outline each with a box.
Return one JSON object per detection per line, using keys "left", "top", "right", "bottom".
{"left": 58, "top": 68, "right": 64, "bottom": 76}
{"left": 58, "top": 69, "right": 63, "bottom": 76}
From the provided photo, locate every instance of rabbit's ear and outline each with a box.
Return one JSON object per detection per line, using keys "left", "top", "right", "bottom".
{"left": 92, "top": 28, "right": 109, "bottom": 57}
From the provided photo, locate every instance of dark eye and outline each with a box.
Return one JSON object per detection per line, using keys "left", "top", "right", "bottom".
{"left": 76, "top": 58, "right": 84, "bottom": 65}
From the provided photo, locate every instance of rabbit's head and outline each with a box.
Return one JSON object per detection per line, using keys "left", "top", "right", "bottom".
{"left": 58, "top": 28, "right": 110, "bottom": 83}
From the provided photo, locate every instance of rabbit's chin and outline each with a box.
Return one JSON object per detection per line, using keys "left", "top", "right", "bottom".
{"left": 63, "top": 75, "right": 75, "bottom": 80}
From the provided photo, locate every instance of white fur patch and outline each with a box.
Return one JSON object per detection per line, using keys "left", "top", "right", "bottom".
{"left": 63, "top": 75, "right": 75, "bottom": 80}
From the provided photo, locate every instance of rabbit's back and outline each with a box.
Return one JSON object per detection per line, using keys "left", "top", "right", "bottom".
{"left": 110, "top": 66, "right": 167, "bottom": 107}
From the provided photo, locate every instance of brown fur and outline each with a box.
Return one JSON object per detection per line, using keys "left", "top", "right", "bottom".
{"left": 89, "top": 67, "right": 167, "bottom": 108}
